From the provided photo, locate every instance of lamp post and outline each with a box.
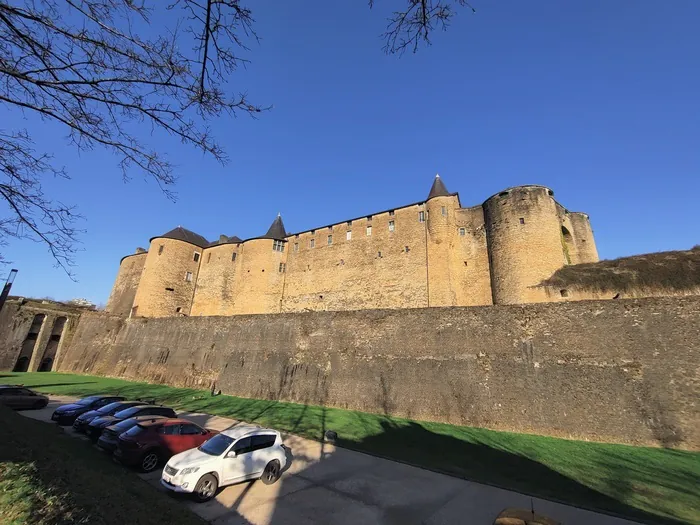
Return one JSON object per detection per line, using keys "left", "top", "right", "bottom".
{"left": 0, "top": 269, "right": 18, "bottom": 314}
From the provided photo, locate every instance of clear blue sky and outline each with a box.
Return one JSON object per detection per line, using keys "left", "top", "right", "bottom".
{"left": 3, "top": 0, "right": 699, "bottom": 304}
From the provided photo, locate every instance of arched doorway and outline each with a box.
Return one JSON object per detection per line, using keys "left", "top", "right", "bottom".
{"left": 14, "top": 314, "right": 45, "bottom": 371}
{"left": 37, "top": 317, "right": 67, "bottom": 372}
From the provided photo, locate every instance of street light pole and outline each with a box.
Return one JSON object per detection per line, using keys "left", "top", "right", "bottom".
{"left": 0, "top": 269, "right": 18, "bottom": 314}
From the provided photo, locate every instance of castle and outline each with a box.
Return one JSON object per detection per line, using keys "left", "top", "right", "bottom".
{"left": 105, "top": 176, "right": 599, "bottom": 318}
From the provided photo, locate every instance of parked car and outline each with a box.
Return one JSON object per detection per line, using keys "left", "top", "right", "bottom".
{"left": 161, "top": 424, "right": 287, "bottom": 502}
{"left": 0, "top": 385, "right": 49, "bottom": 410}
{"left": 97, "top": 415, "right": 167, "bottom": 453}
{"left": 86, "top": 404, "right": 176, "bottom": 442}
{"left": 72, "top": 401, "right": 147, "bottom": 433}
{"left": 115, "top": 418, "right": 216, "bottom": 472}
{"left": 51, "top": 395, "right": 125, "bottom": 425}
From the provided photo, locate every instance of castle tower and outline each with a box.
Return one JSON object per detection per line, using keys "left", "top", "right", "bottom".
{"left": 483, "top": 186, "right": 566, "bottom": 305}
{"left": 227, "top": 214, "right": 289, "bottom": 315}
{"left": 190, "top": 235, "right": 243, "bottom": 316}
{"left": 105, "top": 248, "right": 147, "bottom": 316}
{"left": 131, "top": 226, "right": 208, "bottom": 317}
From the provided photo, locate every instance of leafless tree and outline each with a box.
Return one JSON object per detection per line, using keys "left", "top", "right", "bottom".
{"left": 370, "top": 0, "right": 476, "bottom": 55}
{"left": 0, "top": 0, "right": 475, "bottom": 276}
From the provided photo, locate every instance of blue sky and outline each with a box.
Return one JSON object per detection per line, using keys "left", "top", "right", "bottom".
{"left": 3, "top": 0, "right": 699, "bottom": 304}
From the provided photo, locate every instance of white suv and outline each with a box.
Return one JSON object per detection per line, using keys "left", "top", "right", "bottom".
{"left": 161, "top": 424, "right": 288, "bottom": 501}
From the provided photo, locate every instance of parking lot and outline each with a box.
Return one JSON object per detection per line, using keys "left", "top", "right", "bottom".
{"left": 20, "top": 396, "right": 640, "bottom": 525}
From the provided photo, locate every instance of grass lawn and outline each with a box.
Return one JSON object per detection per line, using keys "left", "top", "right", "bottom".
{"left": 4, "top": 371, "right": 699, "bottom": 525}
{"left": 0, "top": 405, "right": 205, "bottom": 525}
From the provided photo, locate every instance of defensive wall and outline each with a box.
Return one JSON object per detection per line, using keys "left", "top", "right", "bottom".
{"left": 51, "top": 296, "right": 700, "bottom": 450}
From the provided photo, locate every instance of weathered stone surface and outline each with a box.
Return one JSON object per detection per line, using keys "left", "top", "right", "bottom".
{"left": 44, "top": 296, "right": 700, "bottom": 450}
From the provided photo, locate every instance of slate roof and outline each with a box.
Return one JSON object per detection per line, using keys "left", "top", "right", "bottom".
{"left": 427, "top": 174, "right": 450, "bottom": 200}
{"left": 261, "top": 214, "right": 287, "bottom": 240}
{"left": 153, "top": 226, "right": 209, "bottom": 248}
{"left": 208, "top": 235, "right": 243, "bottom": 247}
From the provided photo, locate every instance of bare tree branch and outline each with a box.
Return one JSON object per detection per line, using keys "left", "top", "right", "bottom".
{"left": 369, "top": 0, "right": 476, "bottom": 55}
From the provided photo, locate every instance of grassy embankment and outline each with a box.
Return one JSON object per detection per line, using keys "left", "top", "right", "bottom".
{"left": 3, "top": 371, "right": 699, "bottom": 525}
{"left": 0, "top": 405, "right": 205, "bottom": 525}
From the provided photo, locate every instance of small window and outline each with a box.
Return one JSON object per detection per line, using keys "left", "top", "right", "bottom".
{"left": 499, "top": 191, "right": 509, "bottom": 197}
{"left": 328, "top": 225, "right": 332, "bottom": 231}
{"left": 441, "top": 206, "right": 446, "bottom": 216}
{"left": 165, "top": 287, "right": 174, "bottom": 292}
{"left": 346, "top": 221, "right": 352, "bottom": 227}
{"left": 560, "top": 289, "right": 569, "bottom": 298}
{"left": 366, "top": 225, "right": 372, "bottom": 236}
{"left": 279, "top": 263, "right": 286, "bottom": 273}
{"left": 418, "top": 211, "right": 425, "bottom": 223}
{"left": 180, "top": 424, "right": 203, "bottom": 435}
{"left": 175, "top": 307, "right": 182, "bottom": 313}
{"left": 294, "top": 243, "right": 299, "bottom": 252}
{"left": 327, "top": 235, "right": 333, "bottom": 245}
{"left": 158, "top": 245, "right": 164, "bottom": 255}
{"left": 388, "top": 220, "right": 395, "bottom": 232}
{"left": 519, "top": 218, "right": 525, "bottom": 225}
{"left": 233, "top": 437, "right": 253, "bottom": 455}
{"left": 405, "top": 246, "right": 410, "bottom": 253}
{"left": 193, "top": 252, "right": 200, "bottom": 262}
{"left": 207, "top": 253, "right": 211, "bottom": 263}
{"left": 389, "top": 210, "right": 395, "bottom": 217}
{"left": 346, "top": 231, "right": 352, "bottom": 241}
{"left": 459, "top": 227, "right": 466, "bottom": 236}
{"left": 272, "top": 240, "right": 285, "bottom": 252}
{"left": 158, "top": 424, "right": 179, "bottom": 435}
{"left": 366, "top": 215, "right": 373, "bottom": 222}
{"left": 232, "top": 252, "right": 237, "bottom": 262}
{"left": 377, "top": 251, "right": 382, "bottom": 258}
{"left": 310, "top": 238, "right": 315, "bottom": 248}
{"left": 311, "top": 230, "right": 315, "bottom": 235}
{"left": 185, "top": 271, "right": 193, "bottom": 282}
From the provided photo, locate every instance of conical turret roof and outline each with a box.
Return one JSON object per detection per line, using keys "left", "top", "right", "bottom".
{"left": 154, "top": 226, "right": 209, "bottom": 248}
{"left": 427, "top": 174, "right": 451, "bottom": 200}
{"left": 261, "top": 214, "right": 287, "bottom": 240}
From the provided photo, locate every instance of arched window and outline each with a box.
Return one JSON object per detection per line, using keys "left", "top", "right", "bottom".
{"left": 37, "top": 317, "right": 67, "bottom": 372}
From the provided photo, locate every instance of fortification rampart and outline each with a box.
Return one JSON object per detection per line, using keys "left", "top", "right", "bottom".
{"left": 53, "top": 296, "right": 700, "bottom": 450}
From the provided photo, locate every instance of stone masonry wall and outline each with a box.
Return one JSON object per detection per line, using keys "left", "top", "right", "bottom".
{"left": 55, "top": 296, "right": 700, "bottom": 450}
{"left": 105, "top": 252, "right": 146, "bottom": 316}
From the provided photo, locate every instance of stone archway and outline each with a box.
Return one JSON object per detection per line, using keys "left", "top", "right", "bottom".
{"left": 37, "top": 317, "right": 67, "bottom": 372}
{"left": 13, "top": 314, "right": 46, "bottom": 372}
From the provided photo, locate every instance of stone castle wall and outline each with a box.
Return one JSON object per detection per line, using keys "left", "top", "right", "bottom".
{"left": 108, "top": 183, "right": 599, "bottom": 317}
{"left": 105, "top": 252, "right": 146, "bottom": 316}
{"left": 55, "top": 296, "right": 700, "bottom": 450}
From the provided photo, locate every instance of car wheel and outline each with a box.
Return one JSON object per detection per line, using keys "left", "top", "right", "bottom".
{"left": 261, "top": 460, "right": 281, "bottom": 485}
{"left": 140, "top": 451, "right": 161, "bottom": 473}
{"left": 193, "top": 474, "right": 218, "bottom": 502}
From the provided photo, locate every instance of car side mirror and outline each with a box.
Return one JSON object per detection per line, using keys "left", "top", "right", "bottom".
{"left": 226, "top": 450, "right": 237, "bottom": 458}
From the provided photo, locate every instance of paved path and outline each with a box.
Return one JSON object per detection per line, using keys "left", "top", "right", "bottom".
{"left": 21, "top": 396, "right": 641, "bottom": 525}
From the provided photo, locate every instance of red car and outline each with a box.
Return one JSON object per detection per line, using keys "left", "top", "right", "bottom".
{"left": 114, "top": 418, "right": 216, "bottom": 472}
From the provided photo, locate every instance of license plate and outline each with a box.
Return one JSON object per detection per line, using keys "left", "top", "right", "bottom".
{"left": 162, "top": 474, "right": 172, "bottom": 484}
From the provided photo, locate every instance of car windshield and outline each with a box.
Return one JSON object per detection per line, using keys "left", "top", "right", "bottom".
{"left": 96, "top": 402, "right": 124, "bottom": 414}
{"left": 113, "top": 418, "right": 139, "bottom": 431}
{"left": 124, "top": 425, "right": 147, "bottom": 437}
{"left": 76, "top": 396, "right": 101, "bottom": 406}
{"left": 114, "top": 406, "right": 145, "bottom": 418}
{"left": 198, "top": 434, "right": 233, "bottom": 456}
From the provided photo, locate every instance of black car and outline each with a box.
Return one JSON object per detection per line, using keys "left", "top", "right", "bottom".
{"left": 0, "top": 385, "right": 49, "bottom": 410}
{"left": 51, "top": 395, "right": 125, "bottom": 425}
{"left": 86, "top": 405, "right": 176, "bottom": 442}
{"left": 97, "top": 415, "right": 167, "bottom": 453}
{"left": 72, "top": 401, "right": 147, "bottom": 433}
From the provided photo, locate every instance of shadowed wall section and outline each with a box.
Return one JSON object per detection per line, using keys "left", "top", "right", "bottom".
{"left": 55, "top": 296, "right": 700, "bottom": 450}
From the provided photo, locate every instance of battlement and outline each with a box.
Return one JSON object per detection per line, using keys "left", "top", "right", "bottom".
{"left": 105, "top": 176, "right": 600, "bottom": 317}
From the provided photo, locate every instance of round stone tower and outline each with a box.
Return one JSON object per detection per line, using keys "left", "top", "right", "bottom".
{"left": 483, "top": 185, "right": 566, "bottom": 305}
{"left": 131, "top": 226, "right": 208, "bottom": 317}
{"left": 105, "top": 248, "right": 147, "bottom": 316}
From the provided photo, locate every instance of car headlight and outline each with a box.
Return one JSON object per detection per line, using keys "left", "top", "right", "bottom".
{"left": 180, "top": 467, "right": 200, "bottom": 476}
